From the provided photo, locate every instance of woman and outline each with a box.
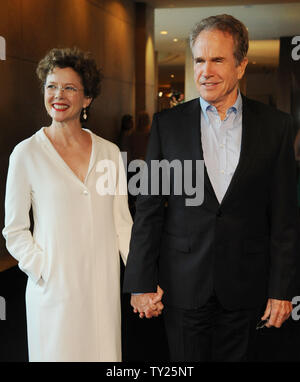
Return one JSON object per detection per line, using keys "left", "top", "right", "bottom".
{"left": 2, "top": 47, "right": 132, "bottom": 362}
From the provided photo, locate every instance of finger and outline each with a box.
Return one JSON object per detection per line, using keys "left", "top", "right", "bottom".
{"left": 146, "top": 310, "right": 160, "bottom": 318}
{"left": 156, "top": 302, "right": 164, "bottom": 311}
{"left": 145, "top": 304, "right": 162, "bottom": 318}
{"left": 265, "top": 312, "right": 276, "bottom": 327}
{"left": 266, "top": 307, "right": 281, "bottom": 327}
{"left": 157, "top": 285, "right": 164, "bottom": 296}
{"left": 151, "top": 294, "right": 162, "bottom": 304}
{"left": 139, "top": 312, "right": 145, "bottom": 318}
{"left": 150, "top": 306, "right": 164, "bottom": 317}
{"left": 145, "top": 309, "right": 155, "bottom": 319}
{"left": 261, "top": 300, "right": 271, "bottom": 321}
{"left": 148, "top": 299, "right": 158, "bottom": 311}
{"left": 274, "top": 313, "right": 290, "bottom": 328}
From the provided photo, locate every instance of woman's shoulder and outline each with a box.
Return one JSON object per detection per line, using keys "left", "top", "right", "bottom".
{"left": 89, "top": 130, "right": 120, "bottom": 154}
{"left": 10, "top": 129, "right": 42, "bottom": 158}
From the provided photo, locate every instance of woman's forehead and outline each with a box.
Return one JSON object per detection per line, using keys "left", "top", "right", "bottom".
{"left": 46, "top": 67, "right": 83, "bottom": 84}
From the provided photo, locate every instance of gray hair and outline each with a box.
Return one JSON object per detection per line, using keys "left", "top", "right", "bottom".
{"left": 189, "top": 14, "right": 249, "bottom": 65}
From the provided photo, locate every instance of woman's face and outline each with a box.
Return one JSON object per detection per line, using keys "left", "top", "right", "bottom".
{"left": 44, "top": 67, "right": 92, "bottom": 124}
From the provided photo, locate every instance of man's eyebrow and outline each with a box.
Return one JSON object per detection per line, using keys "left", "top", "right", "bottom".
{"left": 194, "top": 56, "right": 225, "bottom": 62}
{"left": 194, "top": 56, "right": 204, "bottom": 62}
{"left": 212, "top": 56, "right": 225, "bottom": 61}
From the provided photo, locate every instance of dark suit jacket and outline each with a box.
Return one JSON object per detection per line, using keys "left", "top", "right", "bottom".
{"left": 123, "top": 96, "right": 299, "bottom": 310}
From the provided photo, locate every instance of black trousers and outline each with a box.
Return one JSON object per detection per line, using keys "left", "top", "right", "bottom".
{"left": 163, "top": 293, "right": 260, "bottom": 362}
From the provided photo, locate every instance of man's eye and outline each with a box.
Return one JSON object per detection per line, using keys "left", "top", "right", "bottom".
{"left": 195, "top": 59, "right": 204, "bottom": 64}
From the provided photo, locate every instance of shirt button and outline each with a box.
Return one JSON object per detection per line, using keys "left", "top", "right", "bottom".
{"left": 220, "top": 170, "right": 225, "bottom": 174}
{"left": 83, "top": 190, "right": 89, "bottom": 195}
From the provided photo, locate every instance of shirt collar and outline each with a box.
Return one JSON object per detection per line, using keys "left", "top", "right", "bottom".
{"left": 199, "top": 90, "right": 242, "bottom": 123}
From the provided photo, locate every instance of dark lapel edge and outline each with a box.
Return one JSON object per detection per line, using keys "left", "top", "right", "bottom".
{"left": 220, "top": 95, "right": 259, "bottom": 207}
{"left": 182, "top": 98, "right": 218, "bottom": 202}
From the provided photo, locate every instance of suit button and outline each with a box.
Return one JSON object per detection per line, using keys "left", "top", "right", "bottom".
{"left": 216, "top": 210, "right": 222, "bottom": 217}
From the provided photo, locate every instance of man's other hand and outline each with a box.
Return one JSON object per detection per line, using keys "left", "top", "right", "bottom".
{"left": 261, "top": 298, "right": 292, "bottom": 328}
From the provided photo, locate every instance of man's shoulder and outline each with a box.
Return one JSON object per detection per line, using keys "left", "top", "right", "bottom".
{"left": 242, "top": 95, "right": 291, "bottom": 122}
{"left": 154, "top": 98, "right": 199, "bottom": 121}
{"left": 243, "top": 96, "right": 294, "bottom": 142}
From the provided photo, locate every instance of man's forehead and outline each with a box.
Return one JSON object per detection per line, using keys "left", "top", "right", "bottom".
{"left": 195, "top": 28, "right": 234, "bottom": 43}
{"left": 192, "top": 29, "right": 235, "bottom": 56}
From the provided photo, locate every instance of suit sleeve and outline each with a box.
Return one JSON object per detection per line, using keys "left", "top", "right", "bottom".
{"left": 268, "top": 115, "right": 299, "bottom": 300}
{"left": 2, "top": 147, "right": 46, "bottom": 284}
{"left": 123, "top": 113, "right": 167, "bottom": 293}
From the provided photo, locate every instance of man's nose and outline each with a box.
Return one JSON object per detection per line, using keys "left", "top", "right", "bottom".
{"left": 201, "top": 62, "right": 213, "bottom": 78}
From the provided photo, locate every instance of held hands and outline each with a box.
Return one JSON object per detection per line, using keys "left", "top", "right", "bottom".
{"left": 131, "top": 286, "right": 164, "bottom": 319}
{"left": 261, "top": 298, "right": 293, "bottom": 328}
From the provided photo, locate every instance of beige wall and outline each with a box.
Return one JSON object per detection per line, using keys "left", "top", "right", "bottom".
{"left": 0, "top": 0, "right": 137, "bottom": 258}
{"left": 135, "top": 2, "right": 155, "bottom": 121}
{"left": 0, "top": 0, "right": 136, "bottom": 144}
{"left": 184, "top": 40, "right": 199, "bottom": 101}
{"left": 145, "top": 4, "right": 156, "bottom": 119}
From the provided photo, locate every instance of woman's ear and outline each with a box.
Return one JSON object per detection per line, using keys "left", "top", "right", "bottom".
{"left": 84, "top": 96, "right": 93, "bottom": 109}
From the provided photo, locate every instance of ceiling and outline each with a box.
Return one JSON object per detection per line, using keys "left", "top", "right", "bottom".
{"left": 136, "top": 0, "right": 300, "bottom": 79}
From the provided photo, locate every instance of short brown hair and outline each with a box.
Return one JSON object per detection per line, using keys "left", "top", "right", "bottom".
{"left": 189, "top": 14, "right": 249, "bottom": 65}
{"left": 36, "top": 47, "right": 102, "bottom": 99}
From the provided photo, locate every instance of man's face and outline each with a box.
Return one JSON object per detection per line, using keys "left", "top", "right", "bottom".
{"left": 192, "top": 29, "right": 248, "bottom": 108}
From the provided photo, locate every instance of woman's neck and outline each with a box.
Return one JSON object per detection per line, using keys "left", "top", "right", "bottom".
{"left": 45, "top": 120, "right": 87, "bottom": 147}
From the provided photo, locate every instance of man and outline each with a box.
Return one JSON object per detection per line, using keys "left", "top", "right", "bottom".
{"left": 123, "top": 14, "right": 298, "bottom": 361}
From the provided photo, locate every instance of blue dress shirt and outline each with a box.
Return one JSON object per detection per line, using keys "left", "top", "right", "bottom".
{"left": 200, "top": 91, "right": 243, "bottom": 203}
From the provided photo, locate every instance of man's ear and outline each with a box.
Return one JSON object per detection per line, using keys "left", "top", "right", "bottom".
{"left": 238, "top": 57, "right": 248, "bottom": 80}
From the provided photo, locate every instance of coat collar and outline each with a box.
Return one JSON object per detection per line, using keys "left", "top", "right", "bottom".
{"left": 181, "top": 95, "right": 259, "bottom": 208}
{"left": 221, "top": 95, "right": 259, "bottom": 207}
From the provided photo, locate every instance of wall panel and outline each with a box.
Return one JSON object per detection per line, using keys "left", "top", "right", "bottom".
{"left": 0, "top": 0, "right": 136, "bottom": 258}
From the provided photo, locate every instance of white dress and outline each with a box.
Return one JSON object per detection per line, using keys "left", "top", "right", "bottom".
{"left": 2, "top": 127, "right": 133, "bottom": 362}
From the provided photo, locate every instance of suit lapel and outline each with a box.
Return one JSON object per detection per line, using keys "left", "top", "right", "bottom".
{"left": 220, "top": 96, "right": 258, "bottom": 207}
{"left": 182, "top": 99, "right": 219, "bottom": 203}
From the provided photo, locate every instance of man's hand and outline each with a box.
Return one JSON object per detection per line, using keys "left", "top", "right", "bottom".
{"left": 131, "top": 286, "right": 164, "bottom": 319}
{"left": 261, "top": 298, "right": 293, "bottom": 328}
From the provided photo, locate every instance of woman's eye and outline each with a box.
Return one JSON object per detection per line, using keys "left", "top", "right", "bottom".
{"left": 66, "top": 86, "right": 76, "bottom": 92}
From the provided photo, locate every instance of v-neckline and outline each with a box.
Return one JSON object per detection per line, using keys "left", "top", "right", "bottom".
{"left": 40, "top": 127, "right": 95, "bottom": 186}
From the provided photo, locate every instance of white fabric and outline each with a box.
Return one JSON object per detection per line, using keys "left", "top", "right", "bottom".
{"left": 2, "top": 127, "right": 133, "bottom": 362}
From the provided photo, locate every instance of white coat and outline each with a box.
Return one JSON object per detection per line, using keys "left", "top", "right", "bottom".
{"left": 2, "top": 127, "right": 133, "bottom": 362}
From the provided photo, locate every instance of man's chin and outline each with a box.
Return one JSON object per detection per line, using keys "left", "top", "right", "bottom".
{"left": 198, "top": 92, "right": 220, "bottom": 104}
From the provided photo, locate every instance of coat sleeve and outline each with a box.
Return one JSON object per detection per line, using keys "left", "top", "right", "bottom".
{"left": 123, "top": 113, "right": 167, "bottom": 293}
{"left": 268, "top": 115, "right": 299, "bottom": 300}
{"left": 2, "top": 146, "right": 45, "bottom": 284}
{"left": 113, "top": 148, "right": 133, "bottom": 265}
